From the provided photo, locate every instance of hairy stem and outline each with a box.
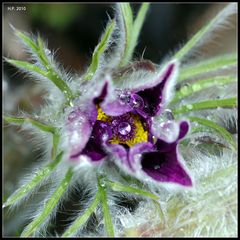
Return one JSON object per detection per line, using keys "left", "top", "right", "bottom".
{"left": 3, "top": 152, "right": 63, "bottom": 208}
{"left": 21, "top": 167, "right": 73, "bottom": 237}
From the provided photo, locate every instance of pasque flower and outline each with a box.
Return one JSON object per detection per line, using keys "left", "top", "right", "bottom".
{"left": 3, "top": 3, "right": 237, "bottom": 237}
{"left": 66, "top": 61, "right": 192, "bottom": 186}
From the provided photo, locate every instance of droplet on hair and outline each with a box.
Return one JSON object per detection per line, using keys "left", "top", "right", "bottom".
{"left": 186, "top": 104, "right": 193, "bottom": 110}
{"left": 45, "top": 48, "right": 51, "bottom": 56}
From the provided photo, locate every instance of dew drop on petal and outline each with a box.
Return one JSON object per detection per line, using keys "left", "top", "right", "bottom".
{"left": 130, "top": 94, "right": 144, "bottom": 109}
{"left": 102, "top": 133, "right": 109, "bottom": 141}
{"left": 119, "top": 92, "right": 131, "bottom": 104}
{"left": 68, "top": 111, "right": 78, "bottom": 121}
{"left": 158, "top": 120, "right": 178, "bottom": 142}
{"left": 159, "top": 109, "right": 174, "bottom": 122}
{"left": 154, "top": 165, "right": 160, "bottom": 170}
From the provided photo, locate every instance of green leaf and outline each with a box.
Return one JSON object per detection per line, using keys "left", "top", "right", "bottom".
{"left": 5, "top": 58, "right": 48, "bottom": 76}
{"left": 171, "top": 76, "right": 236, "bottom": 104}
{"left": 127, "top": 3, "right": 150, "bottom": 64}
{"left": 178, "top": 54, "right": 237, "bottom": 82}
{"left": 173, "top": 4, "right": 236, "bottom": 60}
{"left": 98, "top": 176, "right": 114, "bottom": 237}
{"left": 62, "top": 192, "right": 100, "bottom": 237}
{"left": 4, "top": 116, "right": 56, "bottom": 134}
{"left": 106, "top": 180, "right": 159, "bottom": 201}
{"left": 4, "top": 115, "right": 60, "bottom": 159}
{"left": 21, "top": 167, "right": 73, "bottom": 237}
{"left": 119, "top": 3, "right": 133, "bottom": 66}
{"left": 173, "top": 97, "right": 237, "bottom": 114}
{"left": 3, "top": 152, "right": 63, "bottom": 209}
{"left": 36, "top": 36, "right": 74, "bottom": 105}
{"left": 14, "top": 30, "right": 74, "bottom": 106}
{"left": 84, "top": 20, "right": 116, "bottom": 81}
{"left": 152, "top": 200, "right": 165, "bottom": 223}
{"left": 188, "top": 116, "right": 236, "bottom": 150}
{"left": 5, "top": 58, "right": 73, "bottom": 103}
{"left": 52, "top": 131, "right": 60, "bottom": 160}
{"left": 15, "top": 30, "right": 39, "bottom": 53}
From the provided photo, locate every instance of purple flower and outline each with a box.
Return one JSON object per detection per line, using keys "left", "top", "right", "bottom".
{"left": 65, "top": 61, "right": 192, "bottom": 186}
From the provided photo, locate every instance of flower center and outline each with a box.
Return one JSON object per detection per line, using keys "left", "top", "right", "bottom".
{"left": 96, "top": 106, "right": 148, "bottom": 147}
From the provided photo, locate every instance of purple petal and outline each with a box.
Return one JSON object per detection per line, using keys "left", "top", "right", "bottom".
{"left": 68, "top": 78, "right": 112, "bottom": 161}
{"left": 128, "top": 142, "right": 155, "bottom": 171}
{"left": 101, "top": 89, "right": 133, "bottom": 116}
{"left": 94, "top": 81, "right": 108, "bottom": 105}
{"left": 141, "top": 147, "right": 192, "bottom": 186}
{"left": 101, "top": 99, "right": 133, "bottom": 116}
{"left": 136, "top": 61, "right": 178, "bottom": 117}
{"left": 140, "top": 120, "right": 192, "bottom": 186}
{"left": 67, "top": 108, "right": 93, "bottom": 160}
{"left": 80, "top": 120, "right": 112, "bottom": 161}
{"left": 105, "top": 143, "right": 129, "bottom": 169}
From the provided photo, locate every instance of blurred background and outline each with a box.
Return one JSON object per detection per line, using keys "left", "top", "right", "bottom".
{"left": 3, "top": 3, "right": 237, "bottom": 237}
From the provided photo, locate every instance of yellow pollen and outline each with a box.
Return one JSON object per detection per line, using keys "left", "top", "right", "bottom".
{"left": 97, "top": 106, "right": 148, "bottom": 147}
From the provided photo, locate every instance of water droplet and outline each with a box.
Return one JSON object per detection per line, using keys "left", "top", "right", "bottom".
{"left": 181, "top": 86, "right": 189, "bottom": 94}
{"left": 45, "top": 48, "right": 51, "bottom": 56}
{"left": 118, "top": 122, "right": 131, "bottom": 135}
{"left": 158, "top": 120, "right": 178, "bottom": 142}
{"left": 192, "top": 84, "right": 201, "bottom": 91}
{"left": 130, "top": 94, "right": 144, "bottom": 109}
{"left": 186, "top": 104, "right": 193, "bottom": 110}
{"left": 102, "top": 133, "right": 109, "bottom": 141}
{"left": 68, "top": 111, "right": 78, "bottom": 121}
{"left": 152, "top": 135, "right": 157, "bottom": 143}
{"left": 134, "top": 154, "right": 142, "bottom": 162}
{"left": 119, "top": 93, "right": 130, "bottom": 104}
{"left": 154, "top": 165, "right": 160, "bottom": 170}
{"left": 159, "top": 109, "right": 174, "bottom": 122}
{"left": 100, "top": 179, "right": 106, "bottom": 187}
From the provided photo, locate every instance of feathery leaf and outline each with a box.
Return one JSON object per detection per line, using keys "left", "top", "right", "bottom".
{"left": 171, "top": 76, "right": 236, "bottom": 104}
{"left": 3, "top": 152, "right": 63, "bottom": 209}
{"left": 178, "top": 54, "right": 237, "bottom": 82}
{"left": 173, "top": 97, "right": 237, "bottom": 114}
{"left": 21, "top": 167, "right": 73, "bottom": 237}
{"left": 188, "top": 116, "right": 236, "bottom": 150}
{"left": 84, "top": 20, "right": 116, "bottom": 80}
